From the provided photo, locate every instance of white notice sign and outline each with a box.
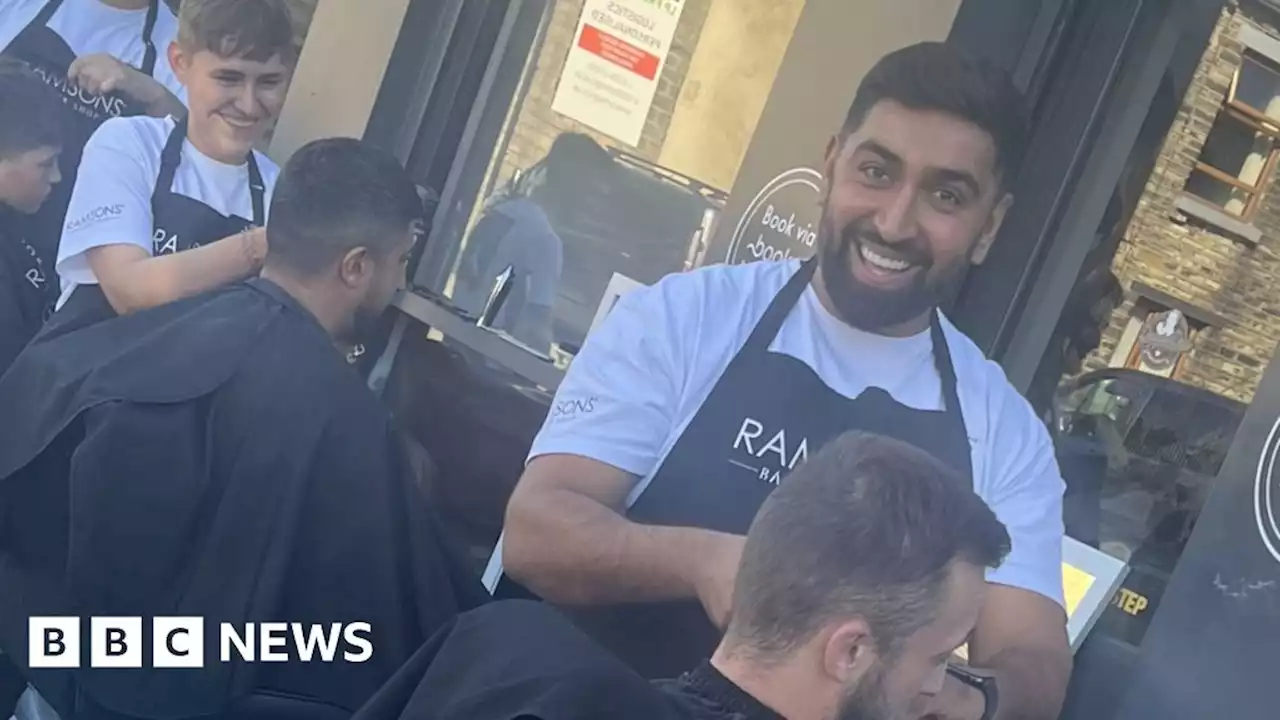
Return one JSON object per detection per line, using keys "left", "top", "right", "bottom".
{"left": 551, "top": 0, "right": 686, "bottom": 146}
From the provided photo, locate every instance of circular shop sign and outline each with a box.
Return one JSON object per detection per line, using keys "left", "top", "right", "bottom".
{"left": 725, "top": 167, "right": 824, "bottom": 265}
{"left": 1254, "top": 414, "right": 1280, "bottom": 564}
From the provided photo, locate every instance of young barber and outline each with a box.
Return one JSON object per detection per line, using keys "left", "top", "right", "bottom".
{"left": 0, "top": 0, "right": 186, "bottom": 247}
{"left": 0, "top": 61, "right": 62, "bottom": 376}
{"left": 50, "top": 0, "right": 293, "bottom": 333}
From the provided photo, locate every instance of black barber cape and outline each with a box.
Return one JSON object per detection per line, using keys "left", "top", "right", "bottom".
{"left": 0, "top": 278, "right": 490, "bottom": 719}
{"left": 351, "top": 601, "right": 780, "bottom": 720}
{"left": 352, "top": 601, "right": 682, "bottom": 720}
{"left": 0, "top": 206, "right": 58, "bottom": 376}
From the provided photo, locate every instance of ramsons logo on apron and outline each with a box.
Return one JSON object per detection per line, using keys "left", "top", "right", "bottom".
{"left": 31, "top": 64, "right": 128, "bottom": 120}
{"left": 731, "top": 417, "right": 809, "bottom": 486}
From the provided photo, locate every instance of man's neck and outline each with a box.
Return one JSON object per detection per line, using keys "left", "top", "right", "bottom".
{"left": 711, "top": 646, "right": 824, "bottom": 720}
{"left": 810, "top": 267, "right": 932, "bottom": 338}
{"left": 258, "top": 267, "right": 346, "bottom": 345}
{"left": 98, "top": 0, "right": 152, "bottom": 10}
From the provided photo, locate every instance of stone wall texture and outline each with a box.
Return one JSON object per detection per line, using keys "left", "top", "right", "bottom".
{"left": 1087, "top": 1, "right": 1280, "bottom": 403}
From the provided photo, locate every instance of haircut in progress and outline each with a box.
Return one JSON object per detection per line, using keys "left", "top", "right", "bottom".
{"left": 842, "top": 41, "right": 1030, "bottom": 186}
{"left": 728, "top": 431, "right": 1011, "bottom": 659}
{"left": 0, "top": 60, "right": 63, "bottom": 159}
{"left": 266, "top": 137, "right": 424, "bottom": 276}
{"left": 177, "top": 0, "right": 296, "bottom": 62}
{"left": 0, "top": 60, "right": 64, "bottom": 212}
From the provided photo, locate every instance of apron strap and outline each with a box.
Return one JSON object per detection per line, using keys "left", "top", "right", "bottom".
{"left": 22, "top": 0, "right": 158, "bottom": 76}
{"left": 139, "top": 0, "right": 160, "bottom": 76}
{"left": 928, "top": 311, "right": 973, "bottom": 478}
{"left": 247, "top": 153, "right": 265, "bottom": 226}
{"left": 740, "top": 257, "right": 817, "bottom": 353}
{"left": 28, "top": 0, "right": 66, "bottom": 30}
{"left": 152, "top": 117, "right": 186, "bottom": 206}
{"left": 928, "top": 312, "right": 962, "bottom": 414}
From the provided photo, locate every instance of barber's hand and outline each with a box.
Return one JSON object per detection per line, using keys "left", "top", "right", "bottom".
{"left": 693, "top": 532, "right": 746, "bottom": 631}
{"left": 238, "top": 227, "right": 269, "bottom": 272}
{"left": 68, "top": 54, "right": 140, "bottom": 97}
{"left": 69, "top": 54, "right": 182, "bottom": 117}
{"left": 915, "top": 671, "right": 986, "bottom": 720}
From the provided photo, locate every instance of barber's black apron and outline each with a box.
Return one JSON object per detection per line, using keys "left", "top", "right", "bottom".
{"left": 2, "top": 0, "right": 162, "bottom": 249}
{"left": 551, "top": 258, "right": 975, "bottom": 679}
{"left": 45, "top": 117, "right": 265, "bottom": 336}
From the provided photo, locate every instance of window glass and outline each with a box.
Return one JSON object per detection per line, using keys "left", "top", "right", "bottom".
{"left": 1184, "top": 111, "right": 1272, "bottom": 216}
{"left": 1233, "top": 52, "right": 1280, "bottom": 122}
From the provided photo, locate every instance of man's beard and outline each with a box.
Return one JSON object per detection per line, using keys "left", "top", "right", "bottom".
{"left": 817, "top": 210, "right": 966, "bottom": 333}
{"left": 336, "top": 300, "right": 387, "bottom": 350}
{"left": 835, "top": 662, "right": 899, "bottom": 720}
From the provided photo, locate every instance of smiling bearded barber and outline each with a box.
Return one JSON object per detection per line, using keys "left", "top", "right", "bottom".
{"left": 495, "top": 42, "right": 1072, "bottom": 720}
{"left": 45, "top": 0, "right": 293, "bottom": 335}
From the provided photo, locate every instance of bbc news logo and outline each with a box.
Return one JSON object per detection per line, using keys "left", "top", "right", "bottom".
{"left": 29, "top": 617, "right": 373, "bottom": 669}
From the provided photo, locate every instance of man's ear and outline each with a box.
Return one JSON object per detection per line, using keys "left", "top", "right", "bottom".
{"left": 167, "top": 42, "right": 188, "bottom": 83}
{"left": 823, "top": 134, "right": 842, "bottom": 185}
{"left": 338, "top": 246, "right": 373, "bottom": 289}
{"left": 822, "top": 618, "right": 878, "bottom": 686}
{"left": 971, "top": 192, "right": 1013, "bottom": 266}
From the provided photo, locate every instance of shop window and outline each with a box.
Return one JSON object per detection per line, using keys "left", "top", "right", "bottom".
{"left": 1184, "top": 51, "right": 1280, "bottom": 220}
{"left": 1054, "top": 369, "right": 1246, "bottom": 647}
{"left": 1107, "top": 306, "right": 1199, "bottom": 380}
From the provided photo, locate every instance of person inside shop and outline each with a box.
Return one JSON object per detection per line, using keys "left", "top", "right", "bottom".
{"left": 46, "top": 0, "right": 294, "bottom": 336}
{"left": 494, "top": 41, "right": 1073, "bottom": 720}
{"left": 0, "top": 60, "right": 63, "bottom": 377}
{"left": 0, "top": 137, "right": 490, "bottom": 720}
{"left": 0, "top": 0, "right": 186, "bottom": 252}
{"left": 453, "top": 132, "right": 613, "bottom": 355}
{"left": 353, "top": 431, "right": 1012, "bottom": 720}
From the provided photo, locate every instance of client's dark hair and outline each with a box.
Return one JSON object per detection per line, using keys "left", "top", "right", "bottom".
{"left": 728, "top": 431, "right": 1011, "bottom": 659}
{"left": 843, "top": 42, "right": 1030, "bottom": 186}
{"left": 267, "top": 137, "right": 423, "bottom": 275}
{"left": 0, "top": 59, "right": 63, "bottom": 160}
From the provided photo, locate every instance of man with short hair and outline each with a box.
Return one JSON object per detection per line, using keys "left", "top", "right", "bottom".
{"left": 0, "top": 60, "right": 63, "bottom": 376}
{"left": 349, "top": 431, "right": 1012, "bottom": 720}
{"left": 662, "top": 431, "right": 1010, "bottom": 720}
{"left": 496, "top": 41, "right": 1072, "bottom": 719}
{"left": 0, "top": 137, "right": 489, "bottom": 720}
{"left": 48, "top": 0, "right": 295, "bottom": 335}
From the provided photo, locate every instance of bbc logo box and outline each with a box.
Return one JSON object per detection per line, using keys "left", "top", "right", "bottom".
{"left": 29, "top": 617, "right": 372, "bottom": 668}
{"left": 29, "top": 617, "right": 204, "bottom": 669}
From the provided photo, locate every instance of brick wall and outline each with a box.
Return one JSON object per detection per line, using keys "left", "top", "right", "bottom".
{"left": 493, "top": 0, "right": 713, "bottom": 190}
{"left": 1086, "top": 2, "right": 1280, "bottom": 403}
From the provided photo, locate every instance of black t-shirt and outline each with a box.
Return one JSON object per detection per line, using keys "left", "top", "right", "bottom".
{"left": 0, "top": 208, "right": 57, "bottom": 375}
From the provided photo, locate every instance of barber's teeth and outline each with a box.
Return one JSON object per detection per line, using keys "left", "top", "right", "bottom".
{"left": 860, "top": 246, "right": 911, "bottom": 272}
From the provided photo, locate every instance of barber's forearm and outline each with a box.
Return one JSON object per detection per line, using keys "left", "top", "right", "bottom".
{"left": 982, "top": 646, "right": 1072, "bottom": 720}
{"left": 144, "top": 87, "right": 186, "bottom": 120}
{"left": 502, "top": 488, "right": 719, "bottom": 606}
{"left": 100, "top": 231, "right": 264, "bottom": 314}
{"left": 126, "top": 69, "right": 186, "bottom": 119}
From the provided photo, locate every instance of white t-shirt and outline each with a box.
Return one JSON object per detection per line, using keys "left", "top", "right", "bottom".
{"left": 0, "top": 0, "right": 185, "bottom": 104}
{"left": 517, "top": 259, "right": 1067, "bottom": 608}
{"left": 56, "top": 115, "right": 280, "bottom": 302}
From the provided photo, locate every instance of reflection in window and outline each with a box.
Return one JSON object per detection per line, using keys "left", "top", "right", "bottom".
{"left": 1184, "top": 50, "right": 1280, "bottom": 219}
{"left": 434, "top": 0, "right": 803, "bottom": 361}
{"left": 1054, "top": 370, "right": 1247, "bottom": 646}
